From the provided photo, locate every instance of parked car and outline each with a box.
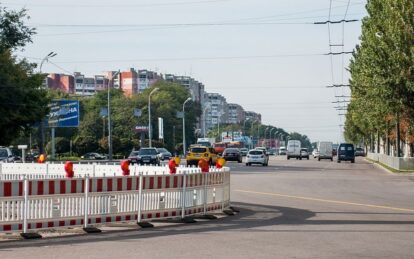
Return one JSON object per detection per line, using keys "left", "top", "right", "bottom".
{"left": 128, "top": 148, "right": 160, "bottom": 165}
{"left": 0, "top": 147, "right": 15, "bottom": 162}
{"left": 318, "top": 141, "right": 333, "bottom": 161}
{"left": 186, "top": 145, "right": 217, "bottom": 166}
{"left": 81, "top": 152, "right": 107, "bottom": 160}
{"left": 246, "top": 149, "right": 268, "bottom": 166}
{"left": 300, "top": 148, "right": 309, "bottom": 160}
{"left": 239, "top": 148, "right": 249, "bottom": 156}
{"left": 223, "top": 148, "right": 243, "bottom": 163}
{"left": 156, "top": 148, "right": 172, "bottom": 161}
{"left": 312, "top": 149, "right": 319, "bottom": 159}
{"left": 337, "top": 143, "right": 355, "bottom": 163}
{"left": 355, "top": 147, "right": 365, "bottom": 157}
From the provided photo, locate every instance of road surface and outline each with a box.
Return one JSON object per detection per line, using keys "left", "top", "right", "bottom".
{"left": 2, "top": 156, "right": 414, "bottom": 258}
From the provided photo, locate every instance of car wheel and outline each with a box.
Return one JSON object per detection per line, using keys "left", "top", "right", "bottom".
{"left": 299, "top": 157, "right": 302, "bottom": 160}
{"left": 287, "top": 156, "right": 290, "bottom": 160}
{"left": 318, "top": 158, "right": 320, "bottom": 161}
{"left": 262, "top": 163, "right": 266, "bottom": 166}
{"left": 351, "top": 159, "right": 355, "bottom": 163}
{"left": 331, "top": 158, "right": 333, "bottom": 161}
{"left": 337, "top": 160, "right": 341, "bottom": 163}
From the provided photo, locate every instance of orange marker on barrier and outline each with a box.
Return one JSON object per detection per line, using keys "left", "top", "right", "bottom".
{"left": 38, "top": 154, "right": 46, "bottom": 164}
{"left": 64, "top": 161, "right": 74, "bottom": 178}
{"left": 121, "top": 160, "right": 130, "bottom": 176}
{"left": 216, "top": 157, "right": 226, "bottom": 169}
{"left": 198, "top": 158, "right": 209, "bottom": 173}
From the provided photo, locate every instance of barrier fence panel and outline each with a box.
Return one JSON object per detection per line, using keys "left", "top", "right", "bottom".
{"left": 0, "top": 165, "right": 231, "bottom": 235}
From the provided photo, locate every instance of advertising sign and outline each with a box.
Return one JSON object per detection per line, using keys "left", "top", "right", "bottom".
{"left": 134, "top": 125, "right": 149, "bottom": 133}
{"left": 48, "top": 100, "right": 80, "bottom": 127}
{"left": 158, "top": 117, "right": 164, "bottom": 139}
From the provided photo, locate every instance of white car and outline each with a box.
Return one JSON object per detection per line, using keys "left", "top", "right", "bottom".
{"left": 246, "top": 149, "right": 268, "bottom": 166}
{"left": 312, "top": 149, "right": 320, "bottom": 158}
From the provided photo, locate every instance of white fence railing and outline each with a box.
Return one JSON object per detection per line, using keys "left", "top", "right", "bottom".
{"left": 0, "top": 164, "right": 231, "bottom": 235}
{"left": 367, "top": 152, "right": 414, "bottom": 171}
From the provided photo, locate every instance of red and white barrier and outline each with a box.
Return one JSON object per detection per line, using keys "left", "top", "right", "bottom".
{"left": 0, "top": 165, "right": 230, "bottom": 235}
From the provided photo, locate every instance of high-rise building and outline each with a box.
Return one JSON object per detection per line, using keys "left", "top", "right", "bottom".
{"left": 119, "top": 68, "right": 138, "bottom": 96}
{"left": 138, "top": 70, "right": 161, "bottom": 93}
{"left": 245, "top": 111, "right": 262, "bottom": 123}
{"left": 74, "top": 72, "right": 96, "bottom": 96}
{"left": 164, "top": 74, "right": 205, "bottom": 104}
{"left": 205, "top": 93, "right": 228, "bottom": 131}
{"left": 227, "top": 103, "right": 245, "bottom": 124}
{"left": 46, "top": 73, "right": 75, "bottom": 94}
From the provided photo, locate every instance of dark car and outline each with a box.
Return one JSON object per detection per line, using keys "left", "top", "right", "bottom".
{"left": 128, "top": 148, "right": 160, "bottom": 165}
{"left": 355, "top": 147, "right": 365, "bottom": 157}
{"left": 222, "top": 148, "right": 243, "bottom": 163}
{"left": 337, "top": 143, "right": 355, "bottom": 163}
{"left": 156, "top": 148, "right": 172, "bottom": 161}
{"left": 81, "top": 152, "right": 107, "bottom": 160}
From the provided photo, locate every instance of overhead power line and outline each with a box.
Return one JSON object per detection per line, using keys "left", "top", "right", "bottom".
{"left": 326, "top": 84, "right": 350, "bottom": 88}
{"left": 314, "top": 19, "right": 358, "bottom": 24}
{"left": 324, "top": 51, "right": 354, "bottom": 55}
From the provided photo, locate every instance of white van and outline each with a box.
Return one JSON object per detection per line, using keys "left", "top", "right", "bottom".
{"left": 287, "top": 140, "right": 301, "bottom": 160}
{"left": 318, "top": 141, "right": 333, "bottom": 161}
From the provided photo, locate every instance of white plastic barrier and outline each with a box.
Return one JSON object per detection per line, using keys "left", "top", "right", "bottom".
{"left": 0, "top": 166, "right": 230, "bottom": 234}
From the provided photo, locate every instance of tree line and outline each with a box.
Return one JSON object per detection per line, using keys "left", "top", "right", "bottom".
{"left": 345, "top": 0, "right": 414, "bottom": 157}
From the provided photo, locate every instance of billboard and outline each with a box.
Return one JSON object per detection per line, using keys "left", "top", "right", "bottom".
{"left": 158, "top": 117, "right": 164, "bottom": 139}
{"left": 48, "top": 100, "right": 80, "bottom": 127}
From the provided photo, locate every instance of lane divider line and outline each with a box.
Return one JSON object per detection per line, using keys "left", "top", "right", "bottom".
{"left": 234, "top": 189, "right": 414, "bottom": 212}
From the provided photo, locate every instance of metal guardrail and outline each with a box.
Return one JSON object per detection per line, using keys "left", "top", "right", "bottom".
{"left": 0, "top": 165, "right": 231, "bottom": 236}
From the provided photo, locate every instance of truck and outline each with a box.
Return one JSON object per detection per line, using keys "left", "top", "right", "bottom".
{"left": 318, "top": 141, "right": 333, "bottom": 161}
{"left": 287, "top": 140, "right": 302, "bottom": 160}
{"left": 197, "top": 138, "right": 216, "bottom": 147}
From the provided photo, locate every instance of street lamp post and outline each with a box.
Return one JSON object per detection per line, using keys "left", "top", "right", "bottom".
{"left": 203, "top": 106, "right": 210, "bottom": 138}
{"left": 182, "top": 97, "right": 192, "bottom": 156}
{"left": 269, "top": 128, "right": 276, "bottom": 148}
{"left": 243, "top": 118, "right": 250, "bottom": 136}
{"left": 148, "top": 87, "right": 160, "bottom": 148}
{"left": 264, "top": 127, "right": 270, "bottom": 148}
{"left": 108, "top": 70, "right": 120, "bottom": 160}
{"left": 39, "top": 52, "right": 57, "bottom": 155}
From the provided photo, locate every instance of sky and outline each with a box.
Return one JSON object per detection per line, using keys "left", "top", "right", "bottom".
{"left": 4, "top": 0, "right": 367, "bottom": 143}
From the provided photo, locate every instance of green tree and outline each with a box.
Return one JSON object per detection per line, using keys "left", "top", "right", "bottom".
{"left": 345, "top": 0, "right": 414, "bottom": 155}
{"left": 0, "top": 6, "right": 49, "bottom": 145}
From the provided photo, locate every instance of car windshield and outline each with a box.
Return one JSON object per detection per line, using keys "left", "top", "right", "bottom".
{"left": 129, "top": 151, "right": 139, "bottom": 156}
{"left": 138, "top": 149, "right": 157, "bottom": 155}
{"left": 225, "top": 148, "right": 239, "bottom": 153}
{"left": 191, "top": 147, "right": 207, "bottom": 153}
{"left": 0, "top": 149, "right": 7, "bottom": 158}
{"left": 249, "top": 150, "right": 263, "bottom": 155}
{"left": 157, "top": 148, "right": 168, "bottom": 153}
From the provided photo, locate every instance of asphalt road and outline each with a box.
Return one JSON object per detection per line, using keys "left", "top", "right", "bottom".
{"left": 2, "top": 156, "right": 414, "bottom": 258}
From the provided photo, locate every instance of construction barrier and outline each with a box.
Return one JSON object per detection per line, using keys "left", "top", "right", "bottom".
{"left": 0, "top": 163, "right": 230, "bottom": 235}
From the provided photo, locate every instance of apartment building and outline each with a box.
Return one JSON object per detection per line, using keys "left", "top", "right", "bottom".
{"left": 137, "top": 70, "right": 161, "bottom": 93}
{"left": 245, "top": 111, "right": 262, "bottom": 123}
{"left": 164, "top": 74, "right": 205, "bottom": 104}
{"left": 46, "top": 73, "right": 75, "bottom": 94}
{"left": 119, "top": 68, "right": 138, "bottom": 96}
{"left": 74, "top": 72, "right": 96, "bottom": 96}
{"left": 227, "top": 103, "right": 245, "bottom": 124}
{"left": 204, "top": 93, "right": 228, "bottom": 131}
